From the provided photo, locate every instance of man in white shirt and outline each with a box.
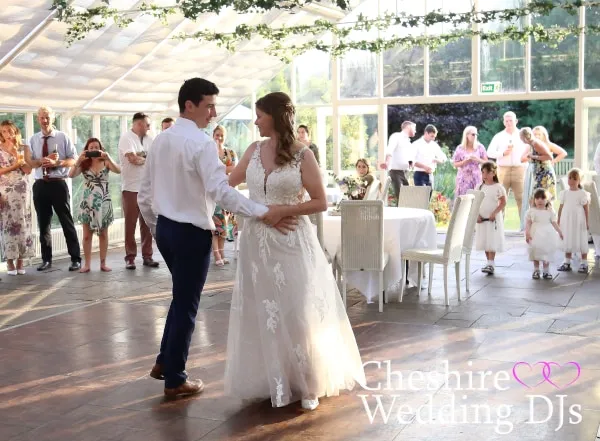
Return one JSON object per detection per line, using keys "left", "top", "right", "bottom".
{"left": 138, "top": 78, "right": 293, "bottom": 397}
{"left": 380, "top": 121, "right": 416, "bottom": 200}
{"left": 486, "top": 111, "right": 528, "bottom": 221}
{"left": 412, "top": 124, "right": 447, "bottom": 187}
{"left": 118, "top": 112, "right": 158, "bottom": 269}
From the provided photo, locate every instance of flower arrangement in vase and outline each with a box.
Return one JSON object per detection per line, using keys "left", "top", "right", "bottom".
{"left": 429, "top": 190, "right": 451, "bottom": 225}
{"left": 330, "top": 175, "right": 369, "bottom": 214}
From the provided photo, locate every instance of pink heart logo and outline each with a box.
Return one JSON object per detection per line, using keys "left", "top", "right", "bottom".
{"left": 512, "top": 361, "right": 581, "bottom": 389}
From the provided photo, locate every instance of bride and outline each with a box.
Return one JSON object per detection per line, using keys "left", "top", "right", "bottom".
{"left": 224, "top": 92, "right": 366, "bottom": 410}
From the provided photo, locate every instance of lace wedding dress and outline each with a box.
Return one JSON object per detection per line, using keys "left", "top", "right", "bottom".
{"left": 224, "top": 142, "right": 366, "bottom": 408}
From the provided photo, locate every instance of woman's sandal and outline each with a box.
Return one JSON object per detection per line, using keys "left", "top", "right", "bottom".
{"left": 532, "top": 270, "right": 540, "bottom": 280}
{"left": 557, "top": 263, "right": 572, "bottom": 272}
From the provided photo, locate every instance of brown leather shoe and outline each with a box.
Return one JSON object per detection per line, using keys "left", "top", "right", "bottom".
{"left": 149, "top": 363, "right": 163, "bottom": 380}
{"left": 143, "top": 258, "right": 159, "bottom": 268}
{"left": 164, "top": 380, "right": 204, "bottom": 398}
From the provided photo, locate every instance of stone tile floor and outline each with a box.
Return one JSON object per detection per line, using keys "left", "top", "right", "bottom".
{"left": 1, "top": 234, "right": 599, "bottom": 440}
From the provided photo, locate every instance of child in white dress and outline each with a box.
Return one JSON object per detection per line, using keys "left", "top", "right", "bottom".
{"left": 557, "top": 168, "right": 591, "bottom": 273}
{"left": 525, "top": 188, "right": 563, "bottom": 279}
{"left": 475, "top": 161, "right": 507, "bottom": 275}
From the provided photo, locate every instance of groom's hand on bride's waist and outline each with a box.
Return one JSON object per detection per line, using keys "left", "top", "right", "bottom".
{"left": 273, "top": 216, "right": 298, "bottom": 234}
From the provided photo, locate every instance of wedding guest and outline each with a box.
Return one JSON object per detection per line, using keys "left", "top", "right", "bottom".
{"left": 0, "top": 121, "right": 33, "bottom": 275}
{"left": 69, "top": 138, "right": 121, "bottom": 273}
{"left": 212, "top": 125, "right": 238, "bottom": 266}
{"left": 24, "top": 106, "right": 81, "bottom": 271}
{"left": 118, "top": 112, "right": 158, "bottom": 270}
{"left": 452, "top": 126, "right": 488, "bottom": 197}
{"left": 486, "top": 111, "right": 528, "bottom": 222}
{"left": 161, "top": 117, "right": 175, "bottom": 131}
{"left": 519, "top": 126, "right": 558, "bottom": 231}
{"left": 354, "top": 158, "right": 375, "bottom": 200}
{"left": 381, "top": 121, "right": 417, "bottom": 198}
{"left": 297, "top": 125, "right": 320, "bottom": 165}
{"left": 413, "top": 124, "right": 447, "bottom": 187}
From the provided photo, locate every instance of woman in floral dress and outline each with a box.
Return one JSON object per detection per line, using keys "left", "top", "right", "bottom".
{"left": 519, "top": 127, "right": 557, "bottom": 201}
{"left": 212, "top": 125, "right": 238, "bottom": 266}
{"left": 519, "top": 126, "right": 562, "bottom": 230}
{"left": 452, "top": 126, "right": 488, "bottom": 198}
{"left": 69, "top": 138, "right": 120, "bottom": 273}
{"left": 0, "top": 121, "right": 33, "bottom": 275}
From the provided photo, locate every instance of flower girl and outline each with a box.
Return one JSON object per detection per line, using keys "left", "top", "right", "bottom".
{"left": 525, "top": 188, "right": 563, "bottom": 279}
{"left": 475, "top": 161, "right": 507, "bottom": 275}
{"left": 557, "top": 168, "right": 591, "bottom": 273}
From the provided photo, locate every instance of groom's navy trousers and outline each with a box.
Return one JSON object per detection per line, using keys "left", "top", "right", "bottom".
{"left": 155, "top": 215, "right": 212, "bottom": 389}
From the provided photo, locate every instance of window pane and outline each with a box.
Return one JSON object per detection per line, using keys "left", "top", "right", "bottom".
{"left": 100, "top": 116, "right": 123, "bottom": 220}
{"left": 295, "top": 50, "right": 332, "bottom": 105}
{"left": 0, "top": 112, "right": 26, "bottom": 139}
{"left": 296, "top": 107, "right": 332, "bottom": 171}
{"left": 340, "top": 112, "right": 378, "bottom": 171}
{"left": 256, "top": 66, "right": 292, "bottom": 97}
{"left": 588, "top": 107, "right": 600, "bottom": 172}
{"left": 382, "top": 0, "right": 425, "bottom": 97}
{"left": 71, "top": 115, "right": 93, "bottom": 224}
{"left": 585, "top": 6, "right": 600, "bottom": 89}
{"left": 480, "top": 0, "right": 526, "bottom": 93}
{"left": 340, "top": 0, "right": 378, "bottom": 99}
{"left": 428, "top": 0, "right": 472, "bottom": 95}
{"left": 220, "top": 111, "right": 253, "bottom": 160}
{"left": 531, "top": 1, "right": 578, "bottom": 91}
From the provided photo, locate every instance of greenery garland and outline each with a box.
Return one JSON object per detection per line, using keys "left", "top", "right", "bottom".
{"left": 50, "top": 0, "right": 600, "bottom": 62}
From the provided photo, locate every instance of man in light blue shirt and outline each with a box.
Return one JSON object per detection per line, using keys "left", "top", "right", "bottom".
{"left": 24, "top": 106, "right": 81, "bottom": 271}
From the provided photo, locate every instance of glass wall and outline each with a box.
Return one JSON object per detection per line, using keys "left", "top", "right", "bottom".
{"left": 101, "top": 116, "right": 123, "bottom": 219}
{"left": 0, "top": 112, "right": 26, "bottom": 140}
{"left": 428, "top": 0, "right": 472, "bottom": 96}
{"left": 585, "top": 5, "right": 600, "bottom": 90}
{"left": 340, "top": 108, "right": 378, "bottom": 172}
{"left": 480, "top": 0, "right": 527, "bottom": 93}
{"left": 382, "top": 0, "right": 425, "bottom": 97}
{"left": 531, "top": 1, "right": 578, "bottom": 91}
{"left": 588, "top": 106, "right": 600, "bottom": 172}
{"left": 295, "top": 50, "right": 332, "bottom": 105}
{"left": 340, "top": 1, "right": 378, "bottom": 98}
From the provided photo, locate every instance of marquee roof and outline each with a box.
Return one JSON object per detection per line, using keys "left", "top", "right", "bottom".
{"left": 0, "top": 0, "right": 353, "bottom": 117}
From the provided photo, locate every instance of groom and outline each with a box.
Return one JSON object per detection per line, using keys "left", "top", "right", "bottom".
{"left": 138, "top": 78, "right": 296, "bottom": 397}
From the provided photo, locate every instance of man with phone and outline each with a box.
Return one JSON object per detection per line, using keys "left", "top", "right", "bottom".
{"left": 24, "top": 106, "right": 81, "bottom": 271}
{"left": 118, "top": 112, "right": 158, "bottom": 270}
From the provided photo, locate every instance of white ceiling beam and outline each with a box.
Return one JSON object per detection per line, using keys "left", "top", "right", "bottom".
{"left": 0, "top": 10, "right": 58, "bottom": 72}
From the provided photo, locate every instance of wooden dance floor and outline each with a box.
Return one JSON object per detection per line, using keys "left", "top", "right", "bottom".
{"left": 1, "top": 237, "right": 600, "bottom": 441}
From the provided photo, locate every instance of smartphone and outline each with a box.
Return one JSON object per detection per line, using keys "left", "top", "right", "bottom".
{"left": 85, "top": 150, "right": 102, "bottom": 158}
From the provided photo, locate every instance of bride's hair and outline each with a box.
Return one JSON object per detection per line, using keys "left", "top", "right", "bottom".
{"left": 256, "top": 92, "right": 296, "bottom": 166}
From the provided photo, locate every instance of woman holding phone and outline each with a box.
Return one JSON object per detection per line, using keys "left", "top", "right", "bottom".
{"left": 70, "top": 138, "right": 120, "bottom": 273}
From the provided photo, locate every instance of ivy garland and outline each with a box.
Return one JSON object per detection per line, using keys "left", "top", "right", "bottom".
{"left": 50, "top": 0, "right": 600, "bottom": 62}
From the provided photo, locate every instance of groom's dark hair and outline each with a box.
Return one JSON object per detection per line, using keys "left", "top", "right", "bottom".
{"left": 178, "top": 78, "right": 219, "bottom": 113}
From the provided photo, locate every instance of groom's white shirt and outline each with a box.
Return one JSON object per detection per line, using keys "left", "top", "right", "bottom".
{"left": 138, "top": 117, "right": 267, "bottom": 235}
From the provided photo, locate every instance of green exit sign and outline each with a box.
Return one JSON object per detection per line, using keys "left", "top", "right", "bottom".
{"left": 481, "top": 82, "right": 502, "bottom": 93}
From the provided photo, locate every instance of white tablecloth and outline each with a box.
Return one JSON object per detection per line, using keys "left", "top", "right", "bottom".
{"left": 238, "top": 187, "right": 342, "bottom": 205}
{"left": 322, "top": 207, "right": 437, "bottom": 302}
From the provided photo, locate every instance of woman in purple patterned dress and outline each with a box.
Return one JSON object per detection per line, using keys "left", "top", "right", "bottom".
{"left": 452, "top": 126, "right": 488, "bottom": 198}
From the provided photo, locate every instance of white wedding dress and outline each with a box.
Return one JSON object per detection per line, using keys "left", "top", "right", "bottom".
{"left": 224, "top": 141, "right": 366, "bottom": 407}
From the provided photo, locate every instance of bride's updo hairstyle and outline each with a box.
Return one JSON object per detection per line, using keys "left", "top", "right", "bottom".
{"left": 520, "top": 127, "right": 534, "bottom": 143}
{"left": 256, "top": 92, "right": 296, "bottom": 166}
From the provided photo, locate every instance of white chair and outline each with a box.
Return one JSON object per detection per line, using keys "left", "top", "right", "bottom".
{"left": 463, "top": 190, "right": 485, "bottom": 293}
{"left": 397, "top": 185, "right": 431, "bottom": 210}
{"left": 335, "top": 200, "right": 389, "bottom": 312}
{"left": 584, "top": 181, "right": 600, "bottom": 237}
{"left": 399, "top": 194, "right": 474, "bottom": 307}
{"left": 364, "top": 178, "right": 381, "bottom": 200}
{"left": 380, "top": 176, "right": 392, "bottom": 205}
